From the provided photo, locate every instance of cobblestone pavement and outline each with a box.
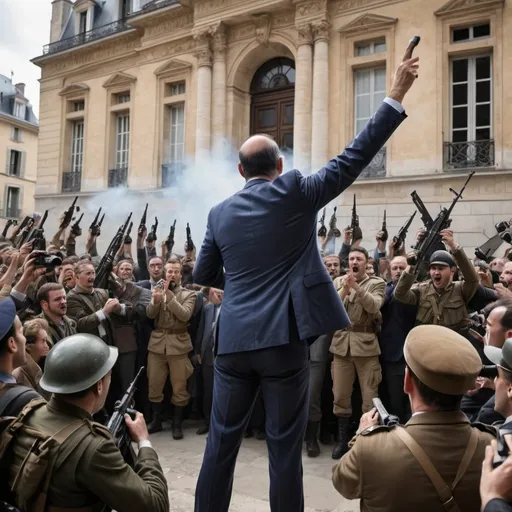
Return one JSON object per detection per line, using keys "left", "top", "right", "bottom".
{"left": 150, "top": 420, "right": 359, "bottom": 512}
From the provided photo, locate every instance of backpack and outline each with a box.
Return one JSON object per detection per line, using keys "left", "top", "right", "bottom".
{"left": 0, "top": 399, "right": 88, "bottom": 512}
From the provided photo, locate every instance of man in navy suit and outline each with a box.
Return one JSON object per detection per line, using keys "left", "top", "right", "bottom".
{"left": 192, "top": 52, "right": 419, "bottom": 511}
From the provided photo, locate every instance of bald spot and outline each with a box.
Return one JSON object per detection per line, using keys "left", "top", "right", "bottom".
{"left": 239, "top": 135, "right": 279, "bottom": 158}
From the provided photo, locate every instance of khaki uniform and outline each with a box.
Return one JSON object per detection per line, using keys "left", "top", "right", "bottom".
{"left": 38, "top": 312, "right": 77, "bottom": 344}
{"left": 147, "top": 286, "right": 196, "bottom": 406}
{"left": 7, "top": 397, "right": 169, "bottom": 512}
{"left": 332, "top": 411, "right": 494, "bottom": 512}
{"left": 12, "top": 353, "right": 50, "bottom": 400}
{"left": 394, "top": 247, "right": 479, "bottom": 331}
{"left": 331, "top": 275, "right": 386, "bottom": 417}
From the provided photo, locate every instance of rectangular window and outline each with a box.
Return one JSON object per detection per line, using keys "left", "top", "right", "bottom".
{"left": 8, "top": 150, "right": 22, "bottom": 177}
{"left": 13, "top": 102, "right": 25, "bottom": 119}
{"left": 11, "top": 127, "right": 22, "bottom": 142}
{"left": 70, "top": 120, "right": 84, "bottom": 174}
{"left": 116, "top": 92, "right": 131, "bottom": 104}
{"left": 79, "top": 12, "right": 87, "bottom": 34}
{"left": 452, "top": 23, "right": 491, "bottom": 43}
{"left": 72, "top": 100, "right": 85, "bottom": 112}
{"left": 355, "top": 39, "right": 387, "bottom": 57}
{"left": 168, "top": 104, "right": 185, "bottom": 164}
{"left": 168, "top": 82, "right": 186, "bottom": 96}
{"left": 354, "top": 67, "right": 386, "bottom": 134}
{"left": 451, "top": 54, "right": 492, "bottom": 143}
{"left": 115, "top": 113, "right": 130, "bottom": 169}
{"left": 121, "top": 0, "right": 132, "bottom": 18}
{"left": 5, "top": 187, "right": 20, "bottom": 218}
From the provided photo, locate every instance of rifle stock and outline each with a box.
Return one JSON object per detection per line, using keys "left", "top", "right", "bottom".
{"left": 393, "top": 211, "right": 416, "bottom": 252}
{"left": 381, "top": 210, "right": 388, "bottom": 243}
{"left": 318, "top": 208, "right": 327, "bottom": 237}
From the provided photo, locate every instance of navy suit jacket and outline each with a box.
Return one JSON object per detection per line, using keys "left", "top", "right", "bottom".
{"left": 193, "top": 102, "right": 406, "bottom": 355}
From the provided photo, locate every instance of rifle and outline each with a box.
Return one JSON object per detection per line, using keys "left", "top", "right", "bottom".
{"left": 411, "top": 191, "right": 434, "bottom": 234}
{"left": 166, "top": 220, "right": 176, "bottom": 252}
{"left": 106, "top": 366, "right": 144, "bottom": 471}
{"left": 380, "top": 210, "right": 388, "bottom": 243}
{"left": 475, "top": 234, "right": 505, "bottom": 262}
{"left": 412, "top": 171, "right": 475, "bottom": 280}
{"left": 94, "top": 213, "right": 132, "bottom": 290}
{"left": 393, "top": 211, "right": 417, "bottom": 253}
{"left": 59, "top": 196, "right": 79, "bottom": 229}
{"left": 71, "top": 213, "right": 84, "bottom": 237}
{"left": 186, "top": 223, "right": 194, "bottom": 252}
{"left": 146, "top": 217, "right": 158, "bottom": 243}
{"left": 14, "top": 216, "right": 34, "bottom": 248}
{"left": 139, "top": 203, "right": 148, "bottom": 236}
{"left": 372, "top": 398, "right": 400, "bottom": 427}
{"left": 317, "top": 208, "right": 327, "bottom": 237}
{"left": 327, "top": 207, "right": 341, "bottom": 238}
{"left": 2, "top": 219, "right": 17, "bottom": 238}
{"left": 351, "top": 195, "right": 362, "bottom": 245}
{"left": 90, "top": 208, "right": 103, "bottom": 237}
{"left": 28, "top": 210, "right": 49, "bottom": 251}
{"left": 124, "top": 222, "right": 134, "bottom": 245}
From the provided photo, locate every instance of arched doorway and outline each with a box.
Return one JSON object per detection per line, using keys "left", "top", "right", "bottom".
{"left": 250, "top": 58, "right": 295, "bottom": 151}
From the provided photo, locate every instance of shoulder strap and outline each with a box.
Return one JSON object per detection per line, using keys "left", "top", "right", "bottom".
{"left": 0, "top": 386, "right": 37, "bottom": 417}
{"left": 394, "top": 427, "right": 461, "bottom": 512}
{"left": 452, "top": 428, "right": 479, "bottom": 489}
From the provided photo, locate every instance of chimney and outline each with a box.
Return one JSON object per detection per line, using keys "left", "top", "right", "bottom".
{"left": 15, "top": 83, "right": 25, "bottom": 95}
{"left": 50, "top": 0, "right": 73, "bottom": 43}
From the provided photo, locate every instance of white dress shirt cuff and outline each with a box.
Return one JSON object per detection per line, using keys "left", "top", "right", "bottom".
{"left": 120, "top": 304, "right": 126, "bottom": 316}
{"left": 96, "top": 310, "right": 107, "bottom": 322}
{"left": 384, "top": 97, "right": 405, "bottom": 114}
{"left": 10, "top": 289, "right": 27, "bottom": 302}
{"left": 138, "top": 439, "right": 153, "bottom": 450}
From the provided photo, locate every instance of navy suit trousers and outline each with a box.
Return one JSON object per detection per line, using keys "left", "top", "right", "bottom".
{"left": 194, "top": 341, "right": 310, "bottom": 512}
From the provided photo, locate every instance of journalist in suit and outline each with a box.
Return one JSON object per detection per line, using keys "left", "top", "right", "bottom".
{"left": 192, "top": 53, "right": 419, "bottom": 511}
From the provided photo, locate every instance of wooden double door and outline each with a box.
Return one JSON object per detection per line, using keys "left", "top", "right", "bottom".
{"left": 250, "top": 86, "right": 295, "bottom": 151}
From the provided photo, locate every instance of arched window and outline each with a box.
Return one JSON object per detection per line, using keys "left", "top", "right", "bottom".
{"left": 250, "top": 58, "right": 296, "bottom": 93}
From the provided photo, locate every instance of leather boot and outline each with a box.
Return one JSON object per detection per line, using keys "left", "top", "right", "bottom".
{"left": 305, "top": 421, "right": 321, "bottom": 458}
{"left": 172, "top": 405, "right": 185, "bottom": 440}
{"left": 147, "top": 402, "right": 163, "bottom": 434}
{"left": 332, "top": 417, "right": 350, "bottom": 460}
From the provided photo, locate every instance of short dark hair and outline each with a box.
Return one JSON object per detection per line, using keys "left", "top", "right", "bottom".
{"left": 349, "top": 247, "right": 369, "bottom": 262}
{"left": 239, "top": 136, "right": 280, "bottom": 179}
{"left": 117, "top": 259, "right": 133, "bottom": 268}
{"left": 0, "top": 323, "right": 16, "bottom": 354}
{"left": 148, "top": 256, "right": 163, "bottom": 266}
{"left": 486, "top": 299, "right": 512, "bottom": 331}
{"left": 62, "top": 256, "right": 79, "bottom": 266}
{"left": 38, "top": 283, "right": 65, "bottom": 304}
{"left": 165, "top": 257, "right": 182, "bottom": 270}
{"left": 408, "top": 366, "right": 462, "bottom": 411}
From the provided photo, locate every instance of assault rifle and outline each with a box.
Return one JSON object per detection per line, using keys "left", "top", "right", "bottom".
{"left": 124, "top": 222, "right": 133, "bottom": 245}
{"left": 327, "top": 207, "right": 341, "bottom": 238}
{"left": 372, "top": 398, "right": 400, "bottom": 427}
{"left": 186, "top": 223, "right": 194, "bottom": 252}
{"left": 318, "top": 208, "right": 327, "bottom": 237}
{"left": 351, "top": 195, "right": 362, "bottom": 245}
{"left": 393, "top": 211, "right": 416, "bottom": 253}
{"left": 475, "top": 234, "right": 504, "bottom": 262}
{"left": 71, "top": 213, "right": 84, "bottom": 237}
{"left": 94, "top": 213, "right": 132, "bottom": 290}
{"left": 15, "top": 216, "right": 34, "bottom": 248}
{"left": 90, "top": 208, "right": 104, "bottom": 237}
{"left": 1, "top": 219, "right": 17, "bottom": 238}
{"left": 146, "top": 217, "right": 158, "bottom": 243}
{"left": 412, "top": 170, "right": 475, "bottom": 280}
{"left": 139, "top": 203, "right": 148, "bottom": 236}
{"left": 381, "top": 210, "right": 388, "bottom": 243}
{"left": 106, "top": 366, "right": 144, "bottom": 474}
{"left": 59, "top": 196, "right": 79, "bottom": 229}
{"left": 28, "top": 210, "right": 49, "bottom": 251}
{"left": 166, "top": 220, "right": 176, "bottom": 253}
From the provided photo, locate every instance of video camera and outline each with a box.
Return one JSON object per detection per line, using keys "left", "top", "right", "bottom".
{"left": 32, "top": 252, "right": 63, "bottom": 270}
{"left": 495, "top": 219, "right": 512, "bottom": 244}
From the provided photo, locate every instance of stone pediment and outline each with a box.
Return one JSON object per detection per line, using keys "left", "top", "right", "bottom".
{"left": 154, "top": 58, "right": 192, "bottom": 76}
{"left": 102, "top": 72, "right": 137, "bottom": 88}
{"left": 435, "top": 0, "right": 504, "bottom": 16}
{"left": 59, "top": 83, "right": 90, "bottom": 96}
{"left": 338, "top": 13, "right": 397, "bottom": 34}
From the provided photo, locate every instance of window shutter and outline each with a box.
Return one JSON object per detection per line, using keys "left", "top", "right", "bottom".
{"left": 20, "top": 151, "right": 26, "bottom": 178}
{"left": 5, "top": 149, "right": 11, "bottom": 174}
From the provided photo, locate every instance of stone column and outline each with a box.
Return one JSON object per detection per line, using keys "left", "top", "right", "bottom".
{"left": 311, "top": 20, "right": 330, "bottom": 171}
{"left": 293, "top": 24, "right": 313, "bottom": 172}
{"left": 211, "top": 24, "right": 227, "bottom": 158}
{"left": 194, "top": 31, "right": 213, "bottom": 159}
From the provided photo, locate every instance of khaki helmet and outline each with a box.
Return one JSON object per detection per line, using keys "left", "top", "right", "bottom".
{"left": 40, "top": 334, "right": 118, "bottom": 394}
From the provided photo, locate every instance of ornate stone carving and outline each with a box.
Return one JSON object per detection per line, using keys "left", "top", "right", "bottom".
{"left": 102, "top": 71, "right": 137, "bottom": 88}
{"left": 253, "top": 14, "right": 272, "bottom": 46}
{"left": 194, "top": 30, "right": 212, "bottom": 67}
{"left": 210, "top": 22, "right": 227, "bottom": 59}
{"left": 435, "top": 0, "right": 504, "bottom": 16}
{"left": 58, "top": 83, "right": 90, "bottom": 96}
{"left": 336, "top": 0, "right": 407, "bottom": 15}
{"left": 312, "top": 20, "right": 330, "bottom": 42}
{"left": 296, "top": 1, "right": 325, "bottom": 17}
{"left": 297, "top": 23, "right": 313, "bottom": 45}
{"left": 273, "top": 11, "right": 295, "bottom": 29}
{"left": 338, "top": 13, "right": 397, "bottom": 34}
{"left": 228, "top": 23, "right": 256, "bottom": 42}
{"left": 144, "top": 13, "right": 194, "bottom": 39}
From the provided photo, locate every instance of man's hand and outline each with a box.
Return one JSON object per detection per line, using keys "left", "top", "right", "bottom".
{"left": 125, "top": 412, "right": 149, "bottom": 443}
{"left": 480, "top": 440, "right": 512, "bottom": 510}
{"left": 357, "top": 408, "right": 379, "bottom": 434}
{"left": 103, "top": 298, "right": 120, "bottom": 315}
{"left": 441, "top": 229, "right": 458, "bottom": 252}
{"left": 389, "top": 48, "right": 419, "bottom": 104}
{"left": 152, "top": 285, "right": 164, "bottom": 304}
{"left": 495, "top": 284, "right": 512, "bottom": 299}
{"left": 342, "top": 273, "right": 356, "bottom": 290}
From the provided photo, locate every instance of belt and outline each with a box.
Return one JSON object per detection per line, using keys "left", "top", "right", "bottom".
{"left": 160, "top": 328, "right": 188, "bottom": 335}
{"left": 345, "top": 324, "right": 375, "bottom": 334}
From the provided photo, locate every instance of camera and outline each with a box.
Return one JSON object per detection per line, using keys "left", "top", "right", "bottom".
{"left": 479, "top": 365, "right": 499, "bottom": 380}
{"left": 500, "top": 228, "right": 512, "bottom": 245}
{"left": 496, "top": 220, "right": 510, "bottom": 234}
{"left": 33, "top": 253, "right": 62, "bottom": 270}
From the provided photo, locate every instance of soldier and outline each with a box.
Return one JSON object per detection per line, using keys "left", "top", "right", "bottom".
{"left": 330, "top": 247, "right": 386, "bottom": 459}
{"left": 147, "top": 257, "right": 196, "bottom": 439}
{"left": 395, "top": 229, "right": 479, "bottom": 331}
{"left": 4, "top": 334, "right": 169, "bottom": 512}
{"left": 332, "top": 325, "right": 495, "bottom": 512}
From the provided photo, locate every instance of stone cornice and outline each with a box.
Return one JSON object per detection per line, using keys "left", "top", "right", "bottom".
{"left": 102, "top": 72, "right": 137, "bottom": 88}
{"left": 434, "top": 0, "right": 504, "bottom": 16}
{"left": 338, "top": 13, "right": 397, "bottom": 35}
{"left": 0, "top": 112, "right": 39, "bottom": 132}
{"left": 334, "top": 0, "right": 407, "bottom": 15}
{"left": 59, "top": 83, "right": 90, "bottom": 96}
{"left": 295, "top": 0, "right": 328, "bottom": 25}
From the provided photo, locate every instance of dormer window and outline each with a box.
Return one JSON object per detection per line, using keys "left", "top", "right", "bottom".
{"left": 13, "top": 101, "right": 26, "bottom": 119}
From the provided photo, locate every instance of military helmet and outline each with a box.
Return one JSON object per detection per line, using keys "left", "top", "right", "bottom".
{"left": 40, "top": 334, "right": 118, "bottom": 394}
{"left": 429, "top": 250, "right": 456, "bottom": 268}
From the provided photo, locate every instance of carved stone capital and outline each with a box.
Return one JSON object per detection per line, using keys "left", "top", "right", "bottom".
{"left": 194, "top": 29, "right": 212, "bottom": 67}
{"left": 297, "top": 23, "right": 313, "bottom": 46}
{"left": 312, "top": 20, "right": 330, "bottom": 43}
{"left": 210, "top": 22, "right": 227, "bottom": 56}
{"left": 253, "top": 14, "right": 272, "bottom": 46}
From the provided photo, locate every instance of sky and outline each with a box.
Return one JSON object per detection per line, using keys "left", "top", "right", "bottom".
{"left": 0, "top": 0, "right": 53, "bottom": 117}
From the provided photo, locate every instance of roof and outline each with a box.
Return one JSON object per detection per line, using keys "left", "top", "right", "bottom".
{"left": 0, "top": 74, "right": 39, "bottom": 127}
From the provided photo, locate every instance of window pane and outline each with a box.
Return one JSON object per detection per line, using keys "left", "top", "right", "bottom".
{"left": 476, "top": 81, "right": 490, "bottom": 103}
{"left": 476, "top": 104, "right": 490, "bottom": 127}
{"left": 356, "top": 119, "right": 367, "bottom": 134}
{"left": 283, "top": 104, "right": 294, "bottom": 125}
{"left": 453, "top": 84, "right": 468, "bottom": 106}
{"left": 452, "top": 27, "right": 470, "bottom": 42}
{"left": 476, "top": 56, "right": 491, "bottom": 79}
{"left": 258, "top": 108, "right": 276, "bottom": 128}
{"left": 452, "top": 106, "right": 468, "bottom": 129}
{"left": 474, "top": 24, "right": 490, "bottom": 38}
{"left": 476, "top": 128, "right": 491, "bottom": 140}
{"left": 355, "top": 70, "right": 371, "bottom": 94}
{"left": 356, "top": 95, "right": 371, "bottom": 119}
{"left": 374, "top": 68, "right": 386, "bottom": 92}
{"left": 452, "top": 59, "right": 468, "bottom": 83}
{"left": 355, "top": 44, "right": 371, "bottom": 56}
{"left": 452, "top": 130, "right": 468, "bottom": 142}
{"left": 374, "top": 91, "right": 386, "bottom": 106}
{"left": 374, "top": 41, "right": 386, "bottom": 53}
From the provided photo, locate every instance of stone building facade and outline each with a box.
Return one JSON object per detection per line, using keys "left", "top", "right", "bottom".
{"left": 33, "top": 0, "right": 512, "bottom": 255}
{"left": 0, "top": 75, "right": 39, "bottom": 231}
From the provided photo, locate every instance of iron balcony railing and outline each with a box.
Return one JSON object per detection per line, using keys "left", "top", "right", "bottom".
{"left": 43, "top": 19, "right": 131, "bottom": 55}
{"left": 62, "top": 171, "right": 82, "bottom": 193}
{"left": 130, "top": 0, "right": 179, "bottom": 16}
{"left": 108, "top": 168, "right": 128, "bottom": 188}
{"left": 444, "top": 140, "right": 495, "bottom": 170}
{"left": 359, "top": 147, "right": 387, "bottom": 179}
{"left": 162, "top": 162, "right": 184, "bottom": 188}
